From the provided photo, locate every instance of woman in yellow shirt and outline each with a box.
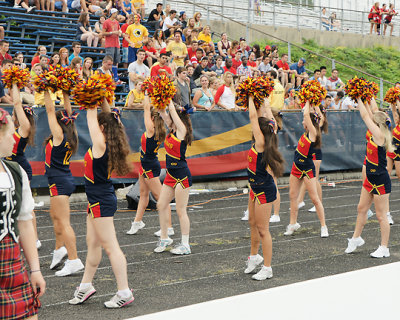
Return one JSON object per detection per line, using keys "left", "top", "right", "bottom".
{"left": 124, "top": 80, "right": 145, "bottom": 109}
{"left": 197, "top": 25, "right": 214, "bottom": 53}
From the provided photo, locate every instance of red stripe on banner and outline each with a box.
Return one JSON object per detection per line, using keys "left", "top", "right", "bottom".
{"left": 29, "top": 150, "right": 248, "bottom": 179}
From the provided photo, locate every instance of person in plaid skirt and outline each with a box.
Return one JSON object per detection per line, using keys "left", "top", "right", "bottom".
{"left": 0, "top": 107, "right": 46, "bottom": 320}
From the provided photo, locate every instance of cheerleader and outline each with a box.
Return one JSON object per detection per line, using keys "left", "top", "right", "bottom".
{"left": 154, "top": 101, "right": 193, "bottom": 255}
{"left": 296, "top": 105, "right": 328, "bottom": 212}
{"left": 244, "top": 97, "right": 284, "bottom": 280}
{"left": 285, "top": 101, "right": 328, "bottom": 237}
{"left": 126, "top": 96, "right": 174, "bottom": 236}
{"left": 0, "top": 108, "right": 46, "bottom": 320}
{"left": 6, "top": 84, "right": 41, "bottom": 249}
{"left": 345, "top": 98, "right": 393, "bottom": 258}
{"left": 69, "top": 100, "right": 134, "bottom": 308}
{"left": 43, "top": 91, "right": 84, "bottom": 276}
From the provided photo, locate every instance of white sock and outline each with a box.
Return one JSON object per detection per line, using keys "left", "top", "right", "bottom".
{"left": 117, "top": 288, "right": 131, "bottom": 298}
{"left": 262, "top": 266, "right": 272, "bottom": 271}
{"left": 79, "top": 283, "right": 92, "bottom": 290}
{"left": 133, "top": 221, "right": 142, "bottom": 225}
{"left": 168, "top": 227, "right": 174, "bottom": 231}
{"left": 181, "top": 234, "right": 189, "bottom": 246}
{"left": 387, "top": 212, "right": 391, "bottom": 215}
{"left": 249, "top": 255, "right": 258, "bottom": 260}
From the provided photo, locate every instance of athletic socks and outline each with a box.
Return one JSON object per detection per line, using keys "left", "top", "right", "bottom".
{"left": 182, "top": 234, "right": 190, "bottom": 247}
{"left": 117, "top": 288, "right": 132, "bottom": 299}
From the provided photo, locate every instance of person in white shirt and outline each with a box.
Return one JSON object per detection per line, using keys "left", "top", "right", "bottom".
{"left": 128, "top": 48, "right": 150, "bottom": 90}
{"left": 318, "top": 66, "right": 328, "bottom": 88}
{"left": 326, "top": 69, "right": 344, "bottom": 98}
{"left": 162, "top": 9, "right": 178, "bottom": 38}
{"left": 341, "top": 95, "right": 357, "bottom": 110}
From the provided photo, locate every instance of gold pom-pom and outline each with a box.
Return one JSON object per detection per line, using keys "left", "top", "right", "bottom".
{"left": 345, "top": 76, "right": 377, "bottom": 103}
{"left": 384, "top": 87, "right": 400, "bottom": 104}
{"left": 72, "top": 73, "right": 115, "bottom": 109}
{"left": 142, "top": 74, "right": 177, "bottom": 110}
{"left": 53, "top": 66, "right": 82, "bottom": 93}
{"left": 33, "top": 70, "right": 59, "bottom": 93}
{"left": 235, "top": 76, "right": 275, "bottom": 109}
{"left": 297, "top": 80, "right": 327, "bottom": 107}
{"left": 1, "top": 66, "right": 31, "bottom": 89}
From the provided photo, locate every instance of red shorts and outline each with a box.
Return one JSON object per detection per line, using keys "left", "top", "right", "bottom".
{"left": 291, "top": 163, "right": 315, "bottom": 179}
{"left": 164, "top": 169, "right": 192, "bottom": 189}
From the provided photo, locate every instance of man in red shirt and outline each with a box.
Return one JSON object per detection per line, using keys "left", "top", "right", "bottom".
{"left": 0, "top": 40, "right": 12, "bottom": 66}
{"left": 231, "top": 50, "right": 242, "bottom": 70}
{"left": 121, "top": 14, "right": 134, "bottom": 68}
{"left": 223, "top": 58, "right": 237, "bottom": 75}
{"left": 150, "top": 53, "right": 172, "bottom": 77}
{"left": 190, "top": 48, "right": 204, "bottom": 67}
{"left": 102, "top": 8, "right": 121, "bottom": 66}
{"left": 187, "top": 40, "right": 199, "bottom": 59}
{"left": 276, "top": 53, "right": 294, "bottom": 88}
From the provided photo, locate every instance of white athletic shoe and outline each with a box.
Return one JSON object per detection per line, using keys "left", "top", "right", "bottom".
{"left": 308, "top": 206, "right": 316, "bottom": 212}
{"left": 154, "top": 238, "right": 173, "bottom": 253}
{"left": 269, "top": 215, "right": 280, "bottom": 223}
{"left": 320, "top": 226, "right": 329, "bottom": 238}
{"left": 126, "top": 221, "right": 145, "bottom": 235}
{"left": 284, "top": 223, "right": 301, "bottom": 236}
{"left": 244, "top": 254, "right": 263, "bottom": 274}
{"left": 370, "top": 245, "right": 390, "bottom": 258}
{"left": 69, "top": 285, "right": 96, "bottom": 305}
{"left": 36, "top": 240, "right": 42, "bottom": 250}
{"left": 50, "top": 246, "right": 67, "bottom": 269}
{"left": 298, "top": 201, "right": 305, "bottom": 209}
{"left": 104, "top": 291, "right": 134, "bottom": 308}
{"left": 252, "top": 266, "right": 273, "bottom": 280}
{"left": 241, "top": 209, "right": 249, "bottom": 221}
{"left": 387, "top": 212, "right": 394, "bottom": 225}
{"left": 367, "top": 209, "right": 375, "bottom": 219}
{"left": 154, "top": 228, "right": 175, "bottom": 237}
{"left": 55, "top": 258, "right": 84, "bottom": 277}
{"left": 345, "top": 237, "right": 365, "bottom": 254}
{"left": 170, "top": 243, "right": 191, "bottom": 255}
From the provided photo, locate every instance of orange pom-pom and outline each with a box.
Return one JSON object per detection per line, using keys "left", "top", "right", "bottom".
{"left": 235, "top": 76, "right": 275, "bottom": 109}
{"left": 142, "top": 74, "right": 176, "bottom": 110}
{"left": 2, "top": 66, "right": 31, "bottom": 89}
{"left": 345, "top": 76, "right": 377, "bottom": 103}
{"left": 297, "top": 80, "right": 327, "bottom": 107}
{"left": 384, "top": 87, "right": 400, "bottom": 104}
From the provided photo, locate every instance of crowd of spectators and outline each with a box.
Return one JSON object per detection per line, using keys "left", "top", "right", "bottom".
{"left": 368, "top": 2, "right": 398, "bottom": 36}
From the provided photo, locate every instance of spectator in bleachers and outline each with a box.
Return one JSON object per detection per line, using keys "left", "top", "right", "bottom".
{"left": 326, "top": 69, "right": 344, "bottom": 98}
{"left": 383, "top": 3, "right": 397, "bottom": 36}
{"left": 76, "top": 12, "right": 100, "bottom": 48}
{"left": 164, "top": 3, "right": 171, "bottom": 17}
{"left": 268, "top": 70, "right": 285, "bottom": 110}
{"left": 39, "top": 55, "right": 49, "bottom": 69}
{"left": 186, "top": 64, "right": 197, "bottom": 90}
{"left": 58, "top": 47, "right": 69, "bottom": 67}
{"left": 13, "top": 0, "right": 36, "bottom": 12}
{"left": 211, "top": 55, "right": 224, "bottom": 77}
{"left": 179, "top": 11, "right": 188, "bottom": 29}
{"left": 125, "top": 13, "right": 148, "bottom": 63}
{"left": 150, "top": 52, "right": 172, "bottom": 77}
{"left": 173, "top": 66, "right": 191, "bottom": 107}
{"left": 147, "top": 3, "right": 165, "bottom": 31}
{"left": 0, "top": 59, "right": 13, "bottom": 104}
{"left": 223, "top": 58, "right": 236, "bottom": 75}
{"left": 239, "top": 38, "right": 250, "bottom": 58}
{"left": 193, "top": 12, "right": 202, "bottom": 29}
{"left": 395, "top": 82, "right": 400, "bottom": 89}
{"left": 231, "top": 50, "right": 242, "bottom": 71}
{"left": 143, "top": 38, "right": 158, "bottom": 68}
{"left": 228, "top": 40, "right": 239, "bottom": 59}
{"left": 71, "top": 0, "right": 88, "bottom": 14}
{"left": 329, "top": 12, "right": 341, "bottom": 30}
{"left": 68, "top": 42, "right": 83, "bottom": 64}
{"left": 276, "top": 53, "right": 293, "bottom": 89}
{"left": 190, "top": 48, "right": 204, "bottom": 67}
{"left": 321, "top": 94, "right": 333, "bottom": 109}
{"left": 214, "top": 72, "right": 237, "bottom": 111}
{"left": 54, "top": 0, "right": 67, "bottom": 13}
{"left": 263, "top": 45, "right": 272, "bottom": 58}
{"left": 187, "top": 40, "right": 199, "bottom": 59}
{"left": 198, "top": 26, "right": 214, "bottom": 53}
{"left": 209, "top": 76, "right": 220, "bottom": 96}
{"left": 70, "top": 57, "right": 82, "bottom": 78}
{"left": 309, "top": 69, "right": 320, "bottom": 81}
{"left": 191, "top": 28, "right": 200, "bottom": 42}
{"left": 103, "top": 8, "right": 121, "bottom": 66}
{"left": 121, "top": 0, "right": 133, "bottom": 17}
{"left": 248, "top": 51, "right": 258, "bottom": 70}
{"left": 166, "top": 30, "right": 187, "bottom": 67}
{"left": 88, "top": 0, "right": 106, "bottom": 16}
{"left": 49, "top": 52, "right": 60, "bottom": 69}
{"left": 341, "top": 94, "right": 357, "bottom": 110}
{"left": 192, "top": 57, "right": 216, "bottom": 86}
{"left": 30, "top": 46, "right": 47, "bottom": 67}
{"left": 14, "top": 52, "right": 27, "bottom": 69}
{"left": 128, "top": 48, "right": 149, "bottom": 90}
{"left": 193, "top": 75, "right": 214, "bottom": 111}
{"left": 369, "top": 2, "right": 380, "bottom": 35}
{"left": 0, "top": 26, "right": 4, "bottom": 41}
{"left": 163, "top": 9, "right": 178, "bottom": 38}
{"left": 258, "top": 55, "right": 271, "bottom": 74}
{"left": 82, "top": 57, "right": 94, "bottom": 81}
{"left": 284, "top": 88, "right": 297, "bottom": 109}
{"left": 132, "top": 0, "right": 145, "bottom": 18}
{"left": 206, "top": 51, "right": 215, "bottom": 68}
{"left": 0, "top": 41, "right": 12, "bottom": 67}
{"left": 217, "top": 33, "right": 231, "bottom": 60}
{"left": 329, "top": 91, "right": 344, "bottom": 109}
{"left": 95, "top": 15, "right": 107, "bottom": 48}
{"left": 124, "top": 79, "right": 144, "bottom": 109}
{"left": 318, "top": 65, "right": 327, "bottom": 87}
{"left": 321, "top": 7, "right": 331, "bottom": 30}
{"left": 97, "top": 54, "right": 113, "bottom": 76}
{"left": 120, "top": 14, "right": 134, "bottom": 68}
{"left": 251, "top": 44, "right": 262, "bottom": 61}
{"left": 269, "top": 56, "right": 279, "bottom": 72}
{"left": 237, "top": 56, "right": 252, "bottom": 77}
{"left": 290, "top": 58, "right": 308, "bottom": 87}
{"left": 153, "top": 29, "right": 166, "bottom": 51}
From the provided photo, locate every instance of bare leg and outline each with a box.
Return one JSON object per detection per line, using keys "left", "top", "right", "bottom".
{"left": 174, "top": 185, "right": 190, "bottom": 236}
{"left": 156, "top": 184, "right": 175, "bottom": 239}
{"left": 248, "top": 197, "right": 260, "bottom": 255}
{"left": 352, "top": 187, "right": 374, "bottom": 238}
{"left": 81, "top": 215, "right": 102, "bottom": 284}
{"left": 374, "top": 194, "right": 390, "bottom": 247}
{"left": 288, "top": 174, "right": 302, "bottom": 224}
{"left": 304, "top": 177, "right": 326, "bottom": 226}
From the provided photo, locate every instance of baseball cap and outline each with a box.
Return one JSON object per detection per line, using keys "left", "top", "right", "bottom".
{"left": 300, "top": 58, "right": 306, "bottom": 64}
{"left": 239, "top": 37, "right": 246, "bottom": 41}
{"left": 201, "top": 56, "right": 208, "bottom": 61}
{"left": 180, "top": 11, "right": 185, "bottom": 16}
{"left": 265, "top": 45, "right": 271, "bottom": 50}
{"left": 110, "top": 8, "right": 118, "bottom": 14}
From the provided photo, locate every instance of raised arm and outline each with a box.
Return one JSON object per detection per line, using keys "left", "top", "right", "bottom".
{"left": 63, "top": 91, "right": 72, "bottom": 116}
{"left": 168, "top": 101, "right": 187, "bottom": 140}
{"left": 391, "top": 102, "right": 399, "bottom": 125}
{"left": 303, "top": 101, "right": 317, "bottom": 141}
{"left": 12, "top": 84, "right": 30, "bottom": 138}
{"left": 249, "top": 97, "right": 264, "bottom": 151}
{"left": 87, "top": 107, "right": 106, "bottom": 158}
{"left": 100, "top": 98, "right": 112, "bottom": 113}
{"left": 315, "top": 105, "right": 325, "bottom": 127}
{"left": 357, "top": 98, "right": 384, "bottom": 145}
{"left": 44, "top": 91, "right": 64, "bottom": 145}
{"left": 143, "top": 96, "right": 155, "bottom": 137}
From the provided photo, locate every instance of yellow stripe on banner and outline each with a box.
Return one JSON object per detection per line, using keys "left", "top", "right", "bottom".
{"left": 127, "top": 124, "right": 252, "bottom": 162}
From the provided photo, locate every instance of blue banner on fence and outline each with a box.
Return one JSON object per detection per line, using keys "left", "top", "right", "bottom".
{"left": 3, "top": 107, "right": 371, "bottom": 189}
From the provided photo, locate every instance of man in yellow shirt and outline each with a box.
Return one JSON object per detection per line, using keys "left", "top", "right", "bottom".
{"left": 124, "top": 14, "right": 149, "bottom": 63}
{"left": 268, "top": 70, "right": 285, "bottom": 110}
{"left": 166, "top": 30, "right": 188, "bottom": 67}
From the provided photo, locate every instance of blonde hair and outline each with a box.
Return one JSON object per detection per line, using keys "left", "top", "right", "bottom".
{"left": 373, "top": 111, "right": 394, "bottom": 153}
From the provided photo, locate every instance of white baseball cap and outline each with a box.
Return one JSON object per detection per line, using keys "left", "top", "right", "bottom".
{"left": 110, "top": 8, "right": 118, "bottom": 14}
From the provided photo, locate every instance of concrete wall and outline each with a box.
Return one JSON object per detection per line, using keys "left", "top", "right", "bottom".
{"left": 210, "top": 20, "right": 400, "bottom": 49}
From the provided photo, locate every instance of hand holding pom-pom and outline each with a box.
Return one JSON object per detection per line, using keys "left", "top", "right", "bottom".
{"left": 2, "top": 66, "right": 31, "bottom": 89}
{"left": 384, "top": 87, "right": 400, "bottom": 104}
{"left": 33, "top": 70, "right": 59, "bottom": 93}
{"left": 235, "top": 76, "right": 275, "bottom": 110}
{"left": 297, "top": 80, "right": 327, "bottom": 107}
{"left": 142, "top": 74, "right": 177, "bottom": 110}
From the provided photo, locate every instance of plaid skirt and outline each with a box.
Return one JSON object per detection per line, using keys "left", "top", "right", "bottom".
{"left": 0, "top": 234, "right": 39, "bottom": 320}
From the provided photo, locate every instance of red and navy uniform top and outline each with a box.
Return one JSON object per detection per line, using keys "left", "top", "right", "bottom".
{"left": 5, "top": 129, "right": 32, "bottom": 180}
{"left": 164, "top": 132, "right": 188, "bottom": 169}
{"left": 84, "top": 147, "right": 112, "bottom": 187}
{"left": 247, "top": 145, "right": 273, "bottom": 185}
{"left": 392, "top": 124, "right": 400, "bottom": 147}
{"left": 294, "top": 133, "right": 314, "bottom": 165}
{"left": 366, "top": 138, "right": 387, "bottom": 175}
{"left": 45, "top": 136, "right": 72, "bottom": 177}
{"left": 366, "top": 129, "right": 372, "bottom": 142}
{"left": 140, "top": 132, "right": 161, "bottom": 164}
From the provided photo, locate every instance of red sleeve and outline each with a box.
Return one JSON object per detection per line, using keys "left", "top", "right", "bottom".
{"left": 165, "top": 66, "right": 172, "bottom": 75}
{"left": 214, "top": 85, "right": 225, "bottom": 104}
{"left": 150, "top": 65, "right": 159, "bottom": 77}
{"left": 121, "top": 23, "right": 128, "bottom": 33}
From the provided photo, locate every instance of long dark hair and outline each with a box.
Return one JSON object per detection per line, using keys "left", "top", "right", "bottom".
{"left": 44, "top": 110, "right": 78, "bottom": 154}
{"left": 258, "top": 117, "right": 285, "bottom": 178}
{"left": 98, "top": 112, "right": 131, "bottom": 176}
{"left": 310, "top": 113, "right": 322, "bottom": 149}
{"left": 151, "top": 109, "right": 166, "bottom": 142}
{"left": 320, "top": 106, "right": 328, "bottom": 134}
